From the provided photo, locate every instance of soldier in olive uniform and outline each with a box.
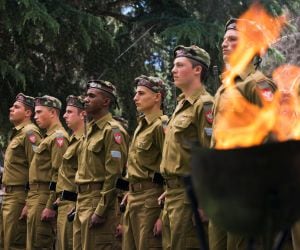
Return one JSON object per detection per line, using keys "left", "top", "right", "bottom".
{"left": 1, "top": 94, "right": 41, "bottom": 250}
{"left": 160, "top": 45, "right": 214, "bottom": 250}
{"left": 209, "top": 19, "right": 277, "bottom": 250}
{"left": 27, "top": 95, "right": 69, "bottom": 250}
{"left": 122, "top": 75, "right": 168, "bottom": 250}
{"left": 73, "top": 80, "right": 129, "bottom": 250}
{"left": 55, "top": 95, "right": 85, "bottom": 250}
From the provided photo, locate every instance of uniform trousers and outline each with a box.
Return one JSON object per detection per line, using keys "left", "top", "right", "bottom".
{"left": 56, "top": 200, "right": 75, "bottom": 250}
{"left": 2, "top": 191, "right": 27, "bottom": 250}
{"left": 73, "top": 189, "right": 120, "bottom": 250}
{"left": 26, "top": 190, "right": 55, "bottom": 250}
{"left": 162, "top": 186, "right": 202, "bottom": 250}
{"left": 122, "top": 186, "right": 163, "bottom": 250}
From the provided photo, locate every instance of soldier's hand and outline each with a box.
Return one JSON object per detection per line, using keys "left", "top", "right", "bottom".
{"left": 158, "top": 191, "right": 166, "bottom": 208}
{"left": 19, "top": 204, "right": 28, "bottom": 220}
{"left": 198, "top": 208, "right": 208, "bottom": 223}
{"left": 153, "top": 218, "right": 162, "bottom": 237}
{"left": 89, "top": 213, "right": 106, "bottom": 229}
{"left": 121, "top": 192, "right": 129, "bottom": 205}
{"left": 115, "top": 223, "right": 123, "bottom": 238}
{"left": 41, "top": 208, "right": 56, "bottom": 221}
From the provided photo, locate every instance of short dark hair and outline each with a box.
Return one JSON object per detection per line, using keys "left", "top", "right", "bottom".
{"left": 189, "top": 58, "right": 209, "bottom": 82}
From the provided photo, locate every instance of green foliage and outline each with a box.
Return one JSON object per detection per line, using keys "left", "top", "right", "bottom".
{"left": 0, "top": 0, "right": 299, "bottom": 138}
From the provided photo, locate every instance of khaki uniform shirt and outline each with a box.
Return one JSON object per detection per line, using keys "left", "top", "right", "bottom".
{"left": 3, "top": 121, "right": 41, "bottom": 186}
{"left": 29, "top": 123, "right": 69, "bottom": 208}
{"left": 127, "top": 111, "right": 168, "bottom": 183}
{"left": 160, "top": 86, "right": 214, "bottom": 178}
{"left": 75, "top": 113, "right": 129, "bottom": 216}
{"left": 212, "top": 64, "right": 277, "bottom": 146}
{"left": 56, "top": 129, "right": 83, "bottom": 193}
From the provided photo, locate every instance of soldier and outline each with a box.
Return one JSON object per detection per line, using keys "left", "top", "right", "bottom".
{"left": 1, "top": 93, "right": 41, "bottom": 250}
{"left": 73, "top": 80, "right": 129, "bottom": 249}
{"left": 209, "top": 18, "right": 277, "bottom": 250}
{"left": 160, "top": 45, "right": 214, "bottom": 249}
{"left": 122, "top": 75, "right": 168, "bottom": 250}
{"left": 55, "top": 95, "right": 85, "bottom": 250}
{"left": 27, "top": 95, "right": 69, "bottom": 250}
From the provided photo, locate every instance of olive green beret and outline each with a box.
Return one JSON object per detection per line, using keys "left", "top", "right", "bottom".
{"left": 66, "top": 95, "right": 85, "bottom": 109}
{"left": 16, "top": 93, "right": 35, "bottom": 108}
{"left": 135, "top": 75, "right": 166, "bottom": 99}
{"left": 87, "top": 80, "right": 117, "bottom": 99}
{"left": 174, "top": 45, "right": 211, "bottom": 68}
{"left": 34, "top": 95, "right": 62, "bottom": 110}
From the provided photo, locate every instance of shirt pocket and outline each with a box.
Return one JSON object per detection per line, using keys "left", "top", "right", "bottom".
{"left": 136, "top": 137, "right": 155, "bottom": 167}
{"left": 173, "top": 115, "right": 193, "bottom": 149}
{"left": 87, "top": 138, "right": 104, "bottom": 153}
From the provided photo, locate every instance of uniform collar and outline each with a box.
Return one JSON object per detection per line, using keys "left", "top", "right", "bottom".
{"left": 71, "top": 128, "right": 83, "bottom": 141}
{"left": 46, "top": 123, "right": 63, "bottom": 136}
{"left": 14, "top": 120, "right": 31, "bottom": 131}
{"left": 93, "top": 113, "right": 112, "bottom": 130}
{"left": 177, "top": 85, "right": 206, "bottom": 105}
{"left": 143, "top": 110, "right": 163, "bottom": 125}
{"left": 237, "top": 63, "right": 256, "bottom": 81}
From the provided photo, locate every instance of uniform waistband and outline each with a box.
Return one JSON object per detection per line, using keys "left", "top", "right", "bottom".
{"left": 164, "top": 177, "right": 185, "bottom": 189}
{"left": 129, "top": 180, "right": 162, "bottom": 192}
{"left": 3, "top": 185, "right": 26, "bottom": 193}
{"left": 29, "top": 183, "right": 50, "bottom": 191}
{"left": 77, "top": 182, "right": 103, "bottom": 193}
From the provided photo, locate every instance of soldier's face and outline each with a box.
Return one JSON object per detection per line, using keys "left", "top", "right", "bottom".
{"left": 9, "top": 101, "right": 27, "bottom": 125}
{"left": 63, "top": 106, "right": 84, "bottom": 131}
{"left": 34, "top": 106, "right": 52, "bottom": 129}
{"left": 134, "top": 86, "right": 160, "bottom": 113}
{"left": 172, "top": 57, "right": 199, "bottom": 89}
{"left": 222, "top": 29, "right": 239, "bottom": 63}
{"left": 84, "top": 88, "right": 108, "bottom": 117}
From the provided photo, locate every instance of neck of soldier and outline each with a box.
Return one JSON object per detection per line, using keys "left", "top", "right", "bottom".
{"left": 46, "top": 116, "right": 61, "bottom": 131}
{"left": 13, "top": 117, "right": 31, "bottom": 127}
{"left": 180, "top": 79, "right": 203, "bottom": 98}
{"left": 72, "top": 121, "right": 84, "bottom": 135}
{"left": 90, "top": 108, "right": 109, "bottom": 121}
{"left": 142, "top": 103, "right": 161, "bottom": 117}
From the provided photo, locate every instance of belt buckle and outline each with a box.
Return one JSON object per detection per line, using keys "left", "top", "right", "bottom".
{"left": 4, "top": 186, "right": 12, "bottom": 193}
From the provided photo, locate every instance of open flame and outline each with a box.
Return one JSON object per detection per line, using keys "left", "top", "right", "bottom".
{"left": 214, "top": 3, "right": 300, "bottom": 149}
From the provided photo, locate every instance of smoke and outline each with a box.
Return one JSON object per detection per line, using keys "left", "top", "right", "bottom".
{"left": 261, "top": 16, "right": 300, "bottom": 77}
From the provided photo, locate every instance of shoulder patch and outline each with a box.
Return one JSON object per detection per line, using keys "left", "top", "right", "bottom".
{"left": 55, "top": 131, "right": 65, "bottom": 147}
{"left": 257, "top": 82, "right": 274, "bottom": 102}
{"left": 112, "top": 128, "right": 122, "bottom": 144}
{"left": 26, "top": 130, "right": 37, "bottom": 144}
{"left": 203, "top": 103, "right": 214, "bottom": 124}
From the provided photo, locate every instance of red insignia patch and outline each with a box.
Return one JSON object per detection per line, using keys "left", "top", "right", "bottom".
{"left": 28, "top": 134, "right": 36, "bottom": 144}
{"left": 114, "top": 132, "right": 122, "bottom": 144}
{"left": 205, "top": 110, "right": 213, "bottom": 124}
{"left": 56, "top": 137, "right": 64, "bottom": 147}
{"left": 261, "top": 88, "right": 273, "bottom": 102}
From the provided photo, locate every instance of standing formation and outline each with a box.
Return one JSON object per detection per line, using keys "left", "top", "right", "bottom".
{"left": 0, "top": 16, "right": 296, "bottom": 250}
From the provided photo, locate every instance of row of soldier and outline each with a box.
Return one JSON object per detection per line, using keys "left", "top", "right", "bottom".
{"left": 0, "top": 18, "right": 299, "bottom": 250}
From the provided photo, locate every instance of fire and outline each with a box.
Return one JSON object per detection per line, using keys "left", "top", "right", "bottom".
{"left": 214, "top": 3, "right": 300, "bottom": 149}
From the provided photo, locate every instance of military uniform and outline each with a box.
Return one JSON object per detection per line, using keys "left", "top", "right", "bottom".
{"left": 27, "top": 96, "right": 69, "bottom": 250}
{"left": 122, "top": 75, "right": 167, "bottom": 250}
{"left": 73, "top": 80, "right": 129, "bottom": 250}
{"left": 56, "top": 95, "right": 84, "bottom": 250}
{"left": 209, "top": 19, "right": 277, "bottom": 250}
{"left": 2, "top": 93, "right": 41, "bottom": 250}
{"left": 160, "top": 45, "right": 213, "bottom": 250}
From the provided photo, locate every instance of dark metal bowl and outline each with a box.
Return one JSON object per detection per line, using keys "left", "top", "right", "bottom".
{"left": 191, "top": 140, "right": 300, "bottom": 236}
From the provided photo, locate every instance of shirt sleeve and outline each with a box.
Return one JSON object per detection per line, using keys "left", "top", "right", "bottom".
{"left": 94, "top": 127, "right": 128, "bottom": 216}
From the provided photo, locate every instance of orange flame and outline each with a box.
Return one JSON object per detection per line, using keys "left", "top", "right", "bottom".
{"left": 272, "top": 65, "right": 300, "bottom": 140}
{"left": 214, "top": 3, "right": 292, "bottom": 149}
